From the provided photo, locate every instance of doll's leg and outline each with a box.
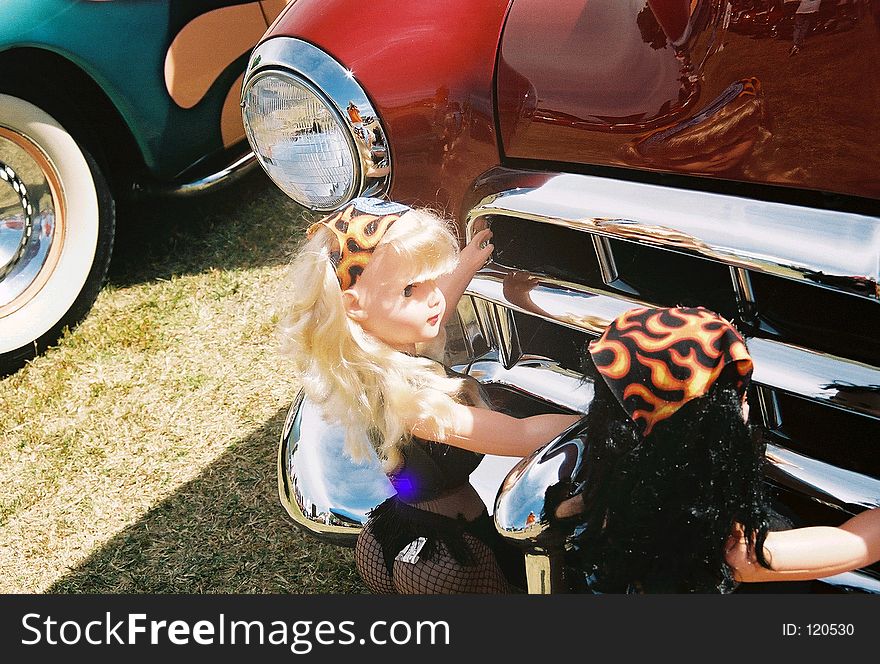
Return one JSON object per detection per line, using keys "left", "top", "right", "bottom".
{"left": 354, "top": 524, "right": 397, "bottom": 594}
{"left": 391, "top": 533, "right": 512, "bottom": 594}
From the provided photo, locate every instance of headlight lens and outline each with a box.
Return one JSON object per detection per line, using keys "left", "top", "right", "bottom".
{"left": 243, "top": 72, "right": 358, "bottom": 211}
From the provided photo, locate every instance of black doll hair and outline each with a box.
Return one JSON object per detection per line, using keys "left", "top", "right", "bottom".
{"left": 570, "top": 356, "right": 772, "bottom": 593}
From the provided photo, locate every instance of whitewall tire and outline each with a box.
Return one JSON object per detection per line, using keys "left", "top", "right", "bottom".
{"left": 0, "top": 93, "right": 115, "bottom": 374}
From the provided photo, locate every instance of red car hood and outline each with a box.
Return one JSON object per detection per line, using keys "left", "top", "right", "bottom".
{"left": 496, "top": 0, "right": 880, "bottom": 201}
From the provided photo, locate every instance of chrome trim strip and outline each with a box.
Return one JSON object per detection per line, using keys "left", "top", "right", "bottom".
{"left": 755, "top": 386, "right": 783, "bottom": 430}
{"left": 471, "top": 355, "right": 880, "bottom": 512}
{"left": 729, "top": 266, "right": 758, "bottom": 322}
{"left": 455, "top": 295, "right": 490, "bottom": 360}
{"left": 140, "top": 151, "right": 259, "bottom": 198}
{"left": 818, "top": 571, "right": 880, "bottom": 594}
{"left": 765, "top": 443, "right": 880, "bottom": 510}
{"left": 468, "top": 263, "right": 645, "bottom": 334}
{"left": 466, "top": 264, "right": 880, "bottom": 420}
{"left": 466, "top": 174, "right": 880, "bottom": 301}
{"left": 241, "top": 37, "right": 391, "bottom": 209}
{"left": 473, "top": 297, "right": 503, "bottom": 352}
{"left": 487, "top": 302, "right": 522, "bottom": 370}
{"left": 468, "top": 356, "right": 593, "bottom": 414}
{"left": 730, "top": 266, "right": 756, "bottom": 305}
{"left": 748, "top": 338, "right": 880, "bottom": 420}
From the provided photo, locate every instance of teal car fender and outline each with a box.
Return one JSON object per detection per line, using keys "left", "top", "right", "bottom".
{"left": 0, "top": 0, "right": 289, "bottom": 374}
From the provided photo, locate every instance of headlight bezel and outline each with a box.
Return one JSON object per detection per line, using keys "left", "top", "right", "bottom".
{"left": 241, "top": 37, "right": 392, "bottom": 212}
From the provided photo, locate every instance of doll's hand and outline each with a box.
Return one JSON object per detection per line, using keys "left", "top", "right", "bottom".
{"left": 724, "top": 523, "right": 761, "bottom": 581}
{"left": 459, "top": 229, "right": 494, "bottom": 278}
{"left": 436, "top": 228, "right": 494, "bottom": 321}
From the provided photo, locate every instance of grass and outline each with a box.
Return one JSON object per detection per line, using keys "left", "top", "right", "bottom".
{"left": 0, "top": 170, "right": 367, "bottom": 593}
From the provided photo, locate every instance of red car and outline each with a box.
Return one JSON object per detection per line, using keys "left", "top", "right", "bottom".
{"left": 242, "top": 0, "right": 880, "bottom": 592}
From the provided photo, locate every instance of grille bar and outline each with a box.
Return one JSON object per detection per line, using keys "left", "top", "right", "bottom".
{"left": 465, "top": 266, "right": 880, "bottom": 420}
{"left": 467, "top": 174, "right": 880, "bottom": 301}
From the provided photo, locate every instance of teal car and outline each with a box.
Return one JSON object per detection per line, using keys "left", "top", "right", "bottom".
{"left": 0, "top": 0, "right": 288, "bottom": 373}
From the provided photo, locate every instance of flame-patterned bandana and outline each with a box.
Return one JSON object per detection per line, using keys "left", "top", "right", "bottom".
{"left": 306, "top": 197, "right": 412, "bottom": 290}
{"left": 588, "top": 306, "right": 753, "bottom": 437}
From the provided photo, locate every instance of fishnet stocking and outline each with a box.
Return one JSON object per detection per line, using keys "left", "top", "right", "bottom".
{"left": 355, "top": 523, "right": 514, "bottom": 594}
{"left": 354, "top": 524, "right": 396, "bottom": 594}
{"left": 392, "top": 532, "right": 512, "bottom": 593}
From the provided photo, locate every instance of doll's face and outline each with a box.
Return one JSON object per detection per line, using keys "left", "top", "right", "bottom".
{"left": 344, "top": 244, "right": 446, "bottom": 352}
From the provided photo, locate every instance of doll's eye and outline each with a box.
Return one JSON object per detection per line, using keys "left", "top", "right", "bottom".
{"left": 403, "top": 284, "right": 414, "bottom": 298}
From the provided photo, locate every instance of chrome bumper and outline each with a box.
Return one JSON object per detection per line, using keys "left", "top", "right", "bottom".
{"left": 277, "top": 391, "right": 395, "bottom": 546}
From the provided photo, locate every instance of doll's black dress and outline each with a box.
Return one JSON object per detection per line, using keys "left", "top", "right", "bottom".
{"left": 356, "top": 367, "right": 525, "bottom": 593}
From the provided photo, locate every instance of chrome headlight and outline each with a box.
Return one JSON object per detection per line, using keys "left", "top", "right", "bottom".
{"left": 243, "top": 73, "right": 357, "bottom": 210}
{"left": 241, "top": 38, "right": 391, "bottom": 212}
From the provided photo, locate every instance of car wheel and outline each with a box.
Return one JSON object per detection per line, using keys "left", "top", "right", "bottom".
{"left": 0, "top": 93, "right": 115, "bottom": 375}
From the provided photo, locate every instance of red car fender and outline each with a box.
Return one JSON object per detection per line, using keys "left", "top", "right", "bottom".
{"left": 263, "top": 0, "right": 511, "bottom": 219}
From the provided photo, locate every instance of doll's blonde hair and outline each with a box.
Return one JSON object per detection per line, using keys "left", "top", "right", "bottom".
{"left": 278, "top": 208, "right": 478, "bottom": 469}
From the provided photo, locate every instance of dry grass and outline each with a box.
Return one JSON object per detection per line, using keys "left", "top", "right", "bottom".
{"left": 0, "top": 171, "right": 367, "bottom": 593}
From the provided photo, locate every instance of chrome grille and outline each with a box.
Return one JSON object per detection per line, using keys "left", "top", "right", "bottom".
{"left": 459, "top": 172, "right": 880, "bottom": 516}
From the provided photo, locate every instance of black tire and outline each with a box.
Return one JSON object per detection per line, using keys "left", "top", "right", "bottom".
{"left": 0, "top": 93, "right": 115, "bottom": 375}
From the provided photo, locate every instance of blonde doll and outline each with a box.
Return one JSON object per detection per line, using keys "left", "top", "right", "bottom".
{"left": 278, "top": 197, "right": 580, "bottom": 593}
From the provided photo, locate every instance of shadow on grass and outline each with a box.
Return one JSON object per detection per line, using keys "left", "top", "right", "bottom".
{"left": 109, "top": 170, "right": 317, "bottom": 289}
{"left": 48, "top": 406, "right": 367, "bottom": 594}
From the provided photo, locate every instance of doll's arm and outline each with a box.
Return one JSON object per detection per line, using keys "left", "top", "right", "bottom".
{"left": 410, "top": 403, "right": 582, "bottom": 457}
{"left": 436, "top": 229, "right": 494, "bottom": 324}
{"left": 727, "top": 508, "right": 880, "bottom": 583}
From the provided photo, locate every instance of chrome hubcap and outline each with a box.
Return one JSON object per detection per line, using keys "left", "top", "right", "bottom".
{"left": 0, "top": 129, "right": 62, "bottom": 314}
